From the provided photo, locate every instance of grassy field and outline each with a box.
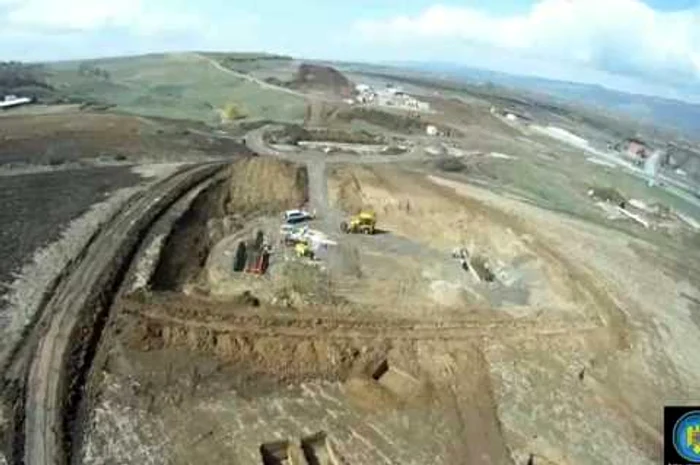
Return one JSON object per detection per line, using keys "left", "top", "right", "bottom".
{"left": 46, "top": 53, "right": 306, "bottom": 124}
{"left": 433, "top": 137, "right": 700, "bottom": 253}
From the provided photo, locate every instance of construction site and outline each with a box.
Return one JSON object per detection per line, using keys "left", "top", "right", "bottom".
{"left": 1, "top": 53, "right": 699, "bottom": 465}
{"left": 73, "top": 132, "right": 698, "bottom": 465}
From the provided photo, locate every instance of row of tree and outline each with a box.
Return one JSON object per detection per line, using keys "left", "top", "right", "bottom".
{"left": 78, "top": 62, "right": 110, "bottom": 80}
{"left": 0, "top": 61, "right": 52, "bottom": 93}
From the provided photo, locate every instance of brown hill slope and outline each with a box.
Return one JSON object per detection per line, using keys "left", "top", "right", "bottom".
{"left": 289, "top": 63, "right": 353, "bottom": 96}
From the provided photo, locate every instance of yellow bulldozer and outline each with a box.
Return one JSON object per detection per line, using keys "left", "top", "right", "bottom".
{"left": 295, "top": 240, "right": 314, "bottom": 259}
{"left": 340, "top": 211, "right": 377, "bottom": 235}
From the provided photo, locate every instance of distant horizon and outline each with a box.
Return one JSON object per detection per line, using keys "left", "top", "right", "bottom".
{"left": 25, "top": 48, "right": 700, "bottom": 108}
{"left": 2, "top": 0, "right": 698, "bottom": 102}
{"left": 380, "top": 60, "right": 700, "bottom": 106}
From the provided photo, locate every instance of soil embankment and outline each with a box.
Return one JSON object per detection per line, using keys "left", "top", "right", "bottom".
{"left": 151, "top": 158, "right": 308, "bottom": 291}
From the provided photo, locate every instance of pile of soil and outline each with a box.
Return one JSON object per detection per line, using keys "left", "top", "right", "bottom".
{"left": 126, "top": 314, "right": 388, "bottom": 384}
{"left": 288, "top": 63, "right": 353, "bottom": 96}
{"left": 118, "top": 294, "right": 391, "bottom": 386}
{"left": 225, "top": 158, "right": 308, "bottom": 215}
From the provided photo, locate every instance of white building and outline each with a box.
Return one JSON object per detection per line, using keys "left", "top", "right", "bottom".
{"left": 426, "top": 125, "right": 439, "bottom": 136}
{"left": 0, "top": 95, "right": 33, "bottom": 109}
{"left": 355, "top": 84, "right": 430, "bottom": 111}
{"left": 355, "top": 83, "right": 377, "bottom": 104}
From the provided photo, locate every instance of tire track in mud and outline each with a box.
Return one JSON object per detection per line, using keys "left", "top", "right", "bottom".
{"left": 12, "top": 162, "right": 228, "bottom": 465}
{"left": 128, "top": 305, "right": 603, "bottom": 342}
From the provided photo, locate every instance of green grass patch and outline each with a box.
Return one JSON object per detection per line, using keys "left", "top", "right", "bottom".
{"left": 45, "top": 54, "right": 306, "bottom": 124}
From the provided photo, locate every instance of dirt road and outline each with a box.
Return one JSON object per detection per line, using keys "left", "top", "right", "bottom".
{"left": 192, "top": 53, "right": 309, "bottom": 99}
{"left": 6, "top": 162, "right": 227, "bottom": 465}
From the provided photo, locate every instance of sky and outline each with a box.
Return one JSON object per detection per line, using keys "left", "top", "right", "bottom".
{"left": 1, "top": 0, "right": 699, "bottom": 101}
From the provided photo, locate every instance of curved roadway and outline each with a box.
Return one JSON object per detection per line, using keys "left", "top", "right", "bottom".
{"left": 19, "top": 162, "right": 226, "bottom": 465}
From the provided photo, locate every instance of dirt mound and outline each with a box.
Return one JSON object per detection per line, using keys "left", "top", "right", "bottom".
{"left": 289, "top": 63, "right": 352, "bottom": 96}
{"left": 125, "top": 313, "right": 389, "bottom": 386}
{"left": 226, "top": 157, "right": 308, "bottom": 215}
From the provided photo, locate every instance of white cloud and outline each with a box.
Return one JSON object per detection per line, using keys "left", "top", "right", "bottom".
{"left": 354, "top": 0, "right": 700, "bottom": 86}
{"left": 1, "top": 0, "right": 198, "bottom": 35}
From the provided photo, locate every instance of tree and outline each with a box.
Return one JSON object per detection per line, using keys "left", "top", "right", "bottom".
{"left": 78, "top": 62, "right": 110, "bottom": 80}
{"left": 0, "top": 61, "right": 51, "bottom": 95}
{"left": 220, "top": 102, "right": 246, "bottom": 122}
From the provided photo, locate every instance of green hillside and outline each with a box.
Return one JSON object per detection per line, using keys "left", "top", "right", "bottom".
{"left": 45, "top": 53, "right": 306, "bottom": 124}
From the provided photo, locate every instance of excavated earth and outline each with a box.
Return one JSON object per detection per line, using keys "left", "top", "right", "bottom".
{"left": 78, "top": 153, "right": 700, "bottom": 465}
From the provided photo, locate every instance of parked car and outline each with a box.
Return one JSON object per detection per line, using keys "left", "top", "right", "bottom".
{"left": 283, "top": 209, "right": 314, "bottom": 224}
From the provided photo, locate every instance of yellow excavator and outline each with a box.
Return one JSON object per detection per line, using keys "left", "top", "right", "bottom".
{"left": 340, "top": 210, "right": 376, "bottom": 234}
{"left": 295, "top": 240, "right": 314, "bottom": 259}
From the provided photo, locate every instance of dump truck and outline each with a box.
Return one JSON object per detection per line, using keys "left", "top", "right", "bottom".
{"left": 340, "top": 211, "right": 376, "bottom": 234}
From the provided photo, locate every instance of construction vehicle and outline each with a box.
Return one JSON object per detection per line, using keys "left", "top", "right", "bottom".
{"left": 232, "top": 230, "right": 271, "bottom": 275}
{"left": 283, "top": 209, "right": 315, "bottom": 224}
{"left": 295, "top": 240, "right": 314, "bottom": 259}
{"left": 340, "top": 211, "right": 376, "bottom": 234}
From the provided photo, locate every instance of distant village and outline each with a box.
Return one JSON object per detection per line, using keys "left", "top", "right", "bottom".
{"left": 489, "top": 105, "right": 700, "bottom": 182}
{"left": 348, "top": 83, "right": 431, "bottom": 112}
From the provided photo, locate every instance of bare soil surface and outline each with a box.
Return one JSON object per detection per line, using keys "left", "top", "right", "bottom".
{"left": 0, "top": 167, "right": 141, "bottom": 298}
{"left": 225, "top": 157, "right": 308, "bottom": 215}
{"left": 0, "top": 111, "right": 250, "bottom": 166}
{"left": 80, "top": 151, "right": 697, "bottom": 465}
{"left": 327, "top": 165, "right": 588, "bottom": 318}
{"left": 152, "top": 157, "right": 309, "bottom": 294}
{"left": 15, "top": 99, "right": 694, "bottom": 465}
{"left": 289, "top": 64, "right": 353, "bottom": 96}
